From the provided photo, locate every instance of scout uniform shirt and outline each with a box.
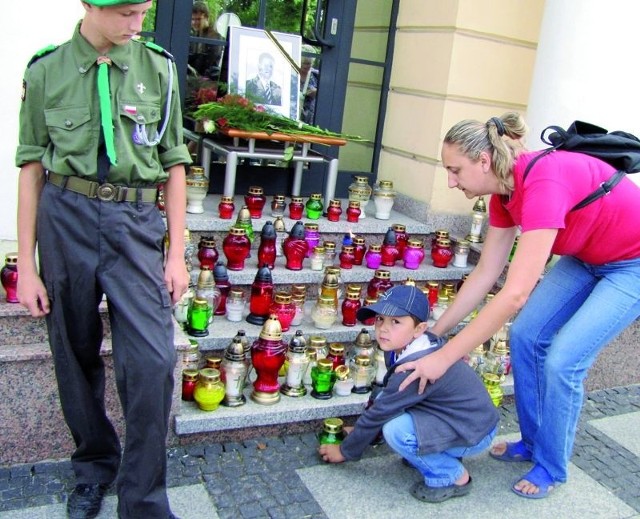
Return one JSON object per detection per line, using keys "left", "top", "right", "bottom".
{"left": 16, "top": 22, "right": 191, "bottom": 185}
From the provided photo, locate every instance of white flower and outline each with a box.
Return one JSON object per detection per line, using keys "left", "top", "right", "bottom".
{"left": 203, "top": 119, "right": 216, "bottom": 134}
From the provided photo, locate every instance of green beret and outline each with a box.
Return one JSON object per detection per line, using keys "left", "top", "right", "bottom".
{"left": 84, "top": 0, "right": 150, "bottom": 6}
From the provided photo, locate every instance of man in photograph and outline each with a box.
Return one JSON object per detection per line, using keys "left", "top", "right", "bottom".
{"left": 245, "top": 51, "right": 282, "bottom": 105}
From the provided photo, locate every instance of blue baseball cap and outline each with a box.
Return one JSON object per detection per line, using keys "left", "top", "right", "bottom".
{"left": 356, "top": 285, "right": 429, "bottom": 323}
{"left": 85, "top": 0, "right": 150, "bottom": 6}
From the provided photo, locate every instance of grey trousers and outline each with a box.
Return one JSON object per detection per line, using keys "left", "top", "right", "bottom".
{"left": 37, "top": 182, "right": 176, "bottom": 518}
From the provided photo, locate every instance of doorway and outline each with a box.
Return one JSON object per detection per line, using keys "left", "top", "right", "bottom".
{"left": 144, "top": 0, "right": 397, "bottom": 197}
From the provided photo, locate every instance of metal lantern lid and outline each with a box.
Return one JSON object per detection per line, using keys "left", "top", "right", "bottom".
{"left": 355, "top": 328, "right": 372, "bottom": 347}
{"left": 236, "top": 205, "right": 251, "bottom": 223}
{"left": 248, "top": 185, "right": 264, "bottom": 195}
{"left": 198, "top": 368, "right": 221, "bottom": 383}
{"left": 373, "top": 269, "right": 391, "bottom": 280}
{"left": 273, "top": 216, "right": 287, "bottom": 232}
{"left": 328, "top": 343, "right": 344, "bottom": 356}
{"left": 323, "top": 417, "right": 344, "bottom": 434}
{"left": 316, "top": 358, "right": 333, "bottom": 372}
{"left": 473, "top": 196, "right": 487, "bottom": 213}
{"left": 196, "top": 266, "right": 215, "bottom": 288}
{"left": 354, "top": 355, "right": 372, "bottom": 367}
{"left": 224, "top": 337, "right": 246, "bottom": 362}
{"left": 335, "top": 365, "right": 350, "bottom": 381}
{"left": 288, "top": 330, "right": 307, "bottom": 353}
{"left": 259, "top": 314, "right": 283, "bottom": 340}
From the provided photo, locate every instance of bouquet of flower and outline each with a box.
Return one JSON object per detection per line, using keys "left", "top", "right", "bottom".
{"left": 192, "top": 94, "right": 365, "bottom": 142}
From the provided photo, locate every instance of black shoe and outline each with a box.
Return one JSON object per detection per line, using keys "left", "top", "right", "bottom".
{"left": 66, "top": 483, "right": 109, "bottom": 519}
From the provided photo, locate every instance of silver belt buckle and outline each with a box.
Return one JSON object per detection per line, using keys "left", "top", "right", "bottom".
{"left": 97, "top": 183, "right": 117, "bottom": 201}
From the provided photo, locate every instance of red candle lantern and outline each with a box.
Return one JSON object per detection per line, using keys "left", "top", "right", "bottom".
{"left": 218, "top": 195, "right": 235, "bottom": 219}
{"left": 222, "top": 226, "right": 251, "bottom": 271}
{"left": 367, "top": 269, "right": 393, "bottom": 299}
{"left": 392, "top": 223, "right": 408, "bottom": 259}
{"left": 197, "top": 237, "right": 219, "bottom": 270}
{"left": 251, "top": 314, "right": 287, "bottom": 405}
{"left": 246, "top": 264, "right": 274, "bottom": 325}
{"left": 360, "top": 296, "right": 378, "bottom": 326}
{"left": 257, "top": 220, "right": 277, "bottom": 269}
{"left": 346, "top": 200, "right": 361, "bottom": 223}
{"left": 352, "top": 236, "right": 366, "bottom": 266}
{"left": 327, "top": 199, "right": 342, "bottom": 222}
{"left": 269, "top": 291, "right": 296, "bottom": 332}
{"left": 244, "top": 186, "right": 266, "bottom": 219}
{"left": 1, "top": 253, "right": 19, "bottom": 303}
{"left": 425, "top": 281, "right": 440, "bottom": 310}
{"left": 213, "top": 261, "right": 231, "bottom": 316}
{"left": 431, "top": 229, "right": 449, "bottom": 253}
{"left": 431, "top": 238, "right": 453, "bottom": 268}
{"left": 288, "top": 196, "right": 304, "bottom": 220}
{"left": 341, "top": 289, "right": 362, "bottom": 327}
{"left": 181, "top": 369, "right": 199, "bottom": 401}
{"left": 381, "top": 227, "right": 400, "bottom": 267}
{"left": 283, "top": 221, "right": 309, "bottom": 271}
{"left": 339, "top": 245, "right": 356, "bottom": 269}
{"left": 326, "top": 343, "right": 346, "bottom": 370}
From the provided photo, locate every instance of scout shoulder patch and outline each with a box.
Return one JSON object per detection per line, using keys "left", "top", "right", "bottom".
{"left": 143, "top": 41, "right": 174, "bottom": 61}
{"left": 27, "top": 44, "right": 59, "bottom": 67}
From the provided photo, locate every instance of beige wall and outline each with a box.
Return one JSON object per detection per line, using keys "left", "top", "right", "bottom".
{"left": 382, "top": 0, "right": 544, "bottom": 215}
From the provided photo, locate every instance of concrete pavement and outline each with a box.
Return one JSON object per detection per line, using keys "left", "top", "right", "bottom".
{"left": 1, "top": 385, "right": 639, "bottom": 519}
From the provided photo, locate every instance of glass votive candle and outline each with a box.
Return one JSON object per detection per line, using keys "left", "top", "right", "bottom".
{"left": 225, "top": 289, "right": 246, "bottom": 322}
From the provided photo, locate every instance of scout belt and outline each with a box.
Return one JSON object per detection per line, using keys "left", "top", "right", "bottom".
{"left": 47, "top": 172, "right": 158, "bottom": 203}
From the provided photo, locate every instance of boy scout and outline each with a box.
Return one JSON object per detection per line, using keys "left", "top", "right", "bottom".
{"left": 15, "top": 1, "right": 190, "bottom": 517}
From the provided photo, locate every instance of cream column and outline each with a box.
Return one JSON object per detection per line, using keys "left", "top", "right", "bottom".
{"left": 526, "top": 0, "right": 640, "bottom": 150}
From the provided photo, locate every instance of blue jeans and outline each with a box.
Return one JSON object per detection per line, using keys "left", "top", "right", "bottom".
{"left": 510, "top": 255, "right": 640, "bottom": 483}
{"left": 382, "top": 413, "right": 497, "bottom": 487}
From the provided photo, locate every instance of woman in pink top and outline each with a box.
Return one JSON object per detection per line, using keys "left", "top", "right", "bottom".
{"left": 397, "top": 112, "right": 640, "bottom": 499}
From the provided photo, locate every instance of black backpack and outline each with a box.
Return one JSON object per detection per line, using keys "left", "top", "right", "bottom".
{"left": 523, "top": 121, "right": 640, "bottom": 211}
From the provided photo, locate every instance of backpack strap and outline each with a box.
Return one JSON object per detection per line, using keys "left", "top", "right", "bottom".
{"left": 570, "top": 170, "right": 626, "bottom": 211}
{"left": 522, "top": 125, "right": 566, "bottom": 181}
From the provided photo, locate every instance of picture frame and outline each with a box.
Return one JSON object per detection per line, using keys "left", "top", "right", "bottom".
{"left": 228, "top": 26, "right": 302, "bottom": 121}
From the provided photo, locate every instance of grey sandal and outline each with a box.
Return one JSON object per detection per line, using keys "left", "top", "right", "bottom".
{"left": 410, "top": 477, "right": 473, "bottom": 503}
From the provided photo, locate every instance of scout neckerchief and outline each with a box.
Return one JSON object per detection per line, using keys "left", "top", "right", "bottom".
{"left": 97, "top": 56, "right": 117, "bottom": 167}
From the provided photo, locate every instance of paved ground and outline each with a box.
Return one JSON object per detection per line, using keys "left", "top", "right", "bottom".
{"left": 1, "top": 385, "right": 639, "bottom": 519}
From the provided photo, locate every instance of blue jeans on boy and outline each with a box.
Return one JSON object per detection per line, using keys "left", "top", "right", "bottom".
{"left": 383, "top": 413, "right": 497, "bottom": 487}
{"left": 510, "top": 255, "right": 640, "bottom": 483}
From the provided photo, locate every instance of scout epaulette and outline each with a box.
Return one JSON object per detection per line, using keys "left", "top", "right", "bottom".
{"left": 27, "top": 44, "right": 59, "bottom": 67}
{"left": 144, "top": 41, "right": 175, "bottom": 61}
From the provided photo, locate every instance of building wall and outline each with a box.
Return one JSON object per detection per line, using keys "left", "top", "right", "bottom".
{"left": 380, "top": 0, "right": 544, "bottom": 216}
{"left": 0, "top": 3, "right": 84, "bottom": 243}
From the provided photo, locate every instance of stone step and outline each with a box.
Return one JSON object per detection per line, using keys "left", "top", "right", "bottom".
{"left": 0, "top": 300, "right": 111, "bottom": 346}
{"left": 188, "top": 259, "right": 474, "bottom": 291}
{"left": 185, "top": 196, "right": 434, "bottom": 235}
{"left": 174, "top": 373, "right": 514, "bottom": 437}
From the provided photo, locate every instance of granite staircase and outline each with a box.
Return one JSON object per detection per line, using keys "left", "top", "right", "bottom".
{"left": 0, "top": 193, "right": 481, "bottom": 465}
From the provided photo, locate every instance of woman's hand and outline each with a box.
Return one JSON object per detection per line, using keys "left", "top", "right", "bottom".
{"left": 318, "top": 443, "right": 345, "bottom": 463}
{"left": 395, "top": 349, "right": 450, "bottom": 393}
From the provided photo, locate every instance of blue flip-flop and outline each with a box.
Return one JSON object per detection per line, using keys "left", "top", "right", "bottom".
{"left": 512, "top": 464, "right": 557, "bottom": 499}
{"left": 489, "top": 440, "right": 532, "bottom": 462}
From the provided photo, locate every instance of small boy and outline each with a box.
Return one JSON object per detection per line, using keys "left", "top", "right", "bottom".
{"left": 318, "top": 285, "right": 499, "bottom": 503}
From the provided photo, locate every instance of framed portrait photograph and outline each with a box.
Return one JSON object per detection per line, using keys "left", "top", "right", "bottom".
{"left": 228, "top": 26, "right": 302, "bottom": 120}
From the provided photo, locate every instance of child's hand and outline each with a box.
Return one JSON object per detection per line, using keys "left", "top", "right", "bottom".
{"left": 318, "top": 443, "right": 345, "bottom": 463}
{"left": 343, "top": 426, "right": 354, "bottom": 435}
